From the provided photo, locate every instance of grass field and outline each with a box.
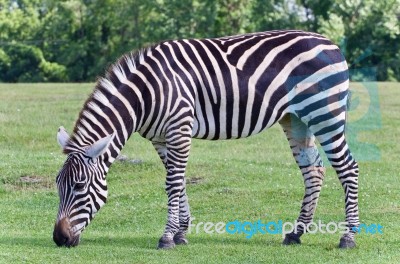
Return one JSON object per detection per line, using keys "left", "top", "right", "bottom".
{"left": 0, "top": 83, "right": 399, "bottom": 263}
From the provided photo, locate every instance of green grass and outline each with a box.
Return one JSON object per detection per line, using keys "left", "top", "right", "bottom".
{"left": 0, "top": 82, "right": 399, "bottom": 263}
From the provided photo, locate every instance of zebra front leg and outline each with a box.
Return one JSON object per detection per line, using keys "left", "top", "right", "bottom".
{"left": 279, "top": 115, "right": 325, "bottom": 245}
{"left": 153, "top": 140, "right": 191, "bottom": 247}
{"left": 173, "top": 179, "right": 191, "bottom": 245}
{"left": 156, "top": 133, "right": 192, "bottom": 249}
{"left": 152, "top": 139, "right": 168, "bottom": 169}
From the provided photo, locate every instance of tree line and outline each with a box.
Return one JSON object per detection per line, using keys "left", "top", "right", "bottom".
{"left": 0, "top": 0, "right": 399, "bottom": 82}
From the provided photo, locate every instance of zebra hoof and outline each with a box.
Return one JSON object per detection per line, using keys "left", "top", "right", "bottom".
{"left": 173, "top": 232, "right": 188, "bottom": 245}
{"left": 282, "top": 233, "right": 301, "bottom": 245}
{"left": 157, "top": 236, "right": 175, "bottom": 249}
{"left": 339, "top": 236, "right": 356, "bottom": 249}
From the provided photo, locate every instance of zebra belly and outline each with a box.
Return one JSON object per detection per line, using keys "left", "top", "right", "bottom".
{"left": 190, "top": 103, "right": 284, "bottom": 140}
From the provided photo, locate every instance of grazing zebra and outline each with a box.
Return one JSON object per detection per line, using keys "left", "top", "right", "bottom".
{"left": 53, "top": 30, "right": 359, "bottom": 249}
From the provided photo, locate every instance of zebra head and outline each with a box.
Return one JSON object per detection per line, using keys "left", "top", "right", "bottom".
{"left": 53, "top": 127, "right": 114, "bottom": 247}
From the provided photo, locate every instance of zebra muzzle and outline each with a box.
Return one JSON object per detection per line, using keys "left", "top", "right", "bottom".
{"left": 53, "top": 217, "right": 80, "bottom": 247}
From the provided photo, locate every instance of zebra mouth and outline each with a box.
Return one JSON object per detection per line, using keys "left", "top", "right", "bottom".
{"left": 53, "top": 226, "right": 81, "bottom": 247}
{"left": 65, "top": 234, "right": 81, "bottom": 247}
{"left": 53, "top": 218, "right": 82, "bottom": 247}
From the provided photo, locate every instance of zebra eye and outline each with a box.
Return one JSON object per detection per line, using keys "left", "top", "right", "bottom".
{"left": 74, "top": 181, "right": 86, "bottom": 191}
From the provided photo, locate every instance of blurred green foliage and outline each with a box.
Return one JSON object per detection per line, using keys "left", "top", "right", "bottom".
{"left": 0, "top": 0, "right": 399, "bottom": 82}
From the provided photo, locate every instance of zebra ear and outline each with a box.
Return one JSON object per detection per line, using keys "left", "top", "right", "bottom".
{"left": 85, "top": 133, "right": 115, "bottom": 159}
{"left": 57, "top": 126, "right": 70, "bottom": 148}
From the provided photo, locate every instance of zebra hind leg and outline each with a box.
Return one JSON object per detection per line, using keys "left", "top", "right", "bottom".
{"left": 312, "top": 126, "right": 359, "bottom": 249}
{"left": 279, "top": 114, "right": 325, "bottom": 245}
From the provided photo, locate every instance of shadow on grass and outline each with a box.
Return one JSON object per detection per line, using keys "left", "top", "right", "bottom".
{"left": 80, "top": 235, "right": 299, "bottom": 251}
{"left": 0, "top": 236, "right": 55, "bottom": 248}
{"left": 187, "top": 234, "right": 364, "bottom": 252}
{"left": 0, "top": 232, "right": 347, "bottom": 252}
{"left": 0, "top": 233, "right": 283, "bottom": 249}
{"left": 0, "top": 234, "right": 160, "bottom": 250}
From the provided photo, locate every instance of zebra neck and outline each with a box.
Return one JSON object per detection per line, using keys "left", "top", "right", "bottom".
{"left": 68, "top": 49, "right": 155, "bottom": 167}
{"left": 68, "top": 75, "right": 144, "bottom": 167}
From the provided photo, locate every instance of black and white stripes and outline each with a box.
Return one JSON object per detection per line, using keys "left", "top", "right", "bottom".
{"left": 53, "top": 30, "right": 359, "bottom": 249}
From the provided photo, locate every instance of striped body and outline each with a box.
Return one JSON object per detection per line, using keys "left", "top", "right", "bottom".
{"left": 54, "top": 30, "right": 359, "bottom": 249}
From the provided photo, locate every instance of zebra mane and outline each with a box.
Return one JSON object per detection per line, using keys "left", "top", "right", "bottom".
{"left": 64, "top": 48, "right": 148, "bottom": 153}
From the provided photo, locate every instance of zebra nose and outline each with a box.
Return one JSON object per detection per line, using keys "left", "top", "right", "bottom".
{"left": 53, "top": 218, "right": 73, "bottom": 247}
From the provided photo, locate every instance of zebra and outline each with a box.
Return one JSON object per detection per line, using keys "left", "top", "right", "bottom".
{"left": 53, "top": 30, "right": 359, "bottom": 249}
